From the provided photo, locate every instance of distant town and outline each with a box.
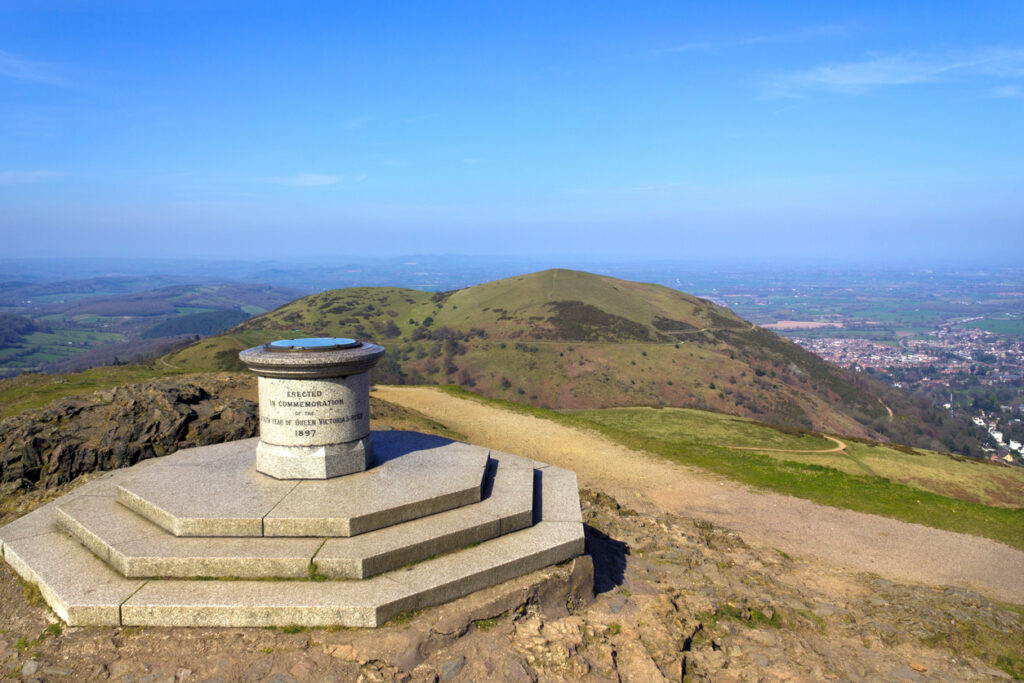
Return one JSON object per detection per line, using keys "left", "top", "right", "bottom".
{"left": 789, "top": 322, "right": 1024, "bottom": 466}
{"left": 690, "top": 267, "right": 1024, "bottom": 468}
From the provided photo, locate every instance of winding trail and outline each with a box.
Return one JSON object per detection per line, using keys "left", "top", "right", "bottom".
{"left": 374, "top": 385, "right": 1024, "bottom": 605}
{"left": 729, "top": 435, "right": 847, "bottom": 454}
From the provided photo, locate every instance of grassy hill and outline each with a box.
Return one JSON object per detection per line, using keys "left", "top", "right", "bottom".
{"left": 163, "top": 269, "right": 971, "bottom": 452}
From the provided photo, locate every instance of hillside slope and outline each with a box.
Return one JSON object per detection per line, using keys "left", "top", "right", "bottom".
{"left": 164, "top": 269, "right": 969, "bottom": 450}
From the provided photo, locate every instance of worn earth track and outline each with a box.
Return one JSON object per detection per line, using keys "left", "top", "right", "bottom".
{"left": 373, "top": 385, "right": 1024, "bottom": 606}
{"left": 729, "top": 435, "right": 847, "bottom": 454}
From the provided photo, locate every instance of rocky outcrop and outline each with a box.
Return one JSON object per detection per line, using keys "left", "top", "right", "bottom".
{"left": 0, "top": 375, "right": 256, "bottom": 489}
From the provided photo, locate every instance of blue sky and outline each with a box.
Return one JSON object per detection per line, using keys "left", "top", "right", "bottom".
{"left": 1, "top": 1, "right": 1022, "bottom": 264}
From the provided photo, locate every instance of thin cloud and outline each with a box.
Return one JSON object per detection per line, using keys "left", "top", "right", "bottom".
{"left": 767, "top": 46, "right": 1024, "bottom": 96}
{"left": 0, "top": 49, "right": 68, "bottom": 86}
{"left": 268, "top": 173, "right": 367, "bottom": 187}
{"left": 660, "top": 25, "right": 844, "bottom": 54}
{"left": 993, "top": 85, "right": 1022, "bottom": 98}
{"left": 339, "top": 116, "right": 372, "bottom": 130}
{"left": 0, "top": 170, "right": 70, "bottom": 184}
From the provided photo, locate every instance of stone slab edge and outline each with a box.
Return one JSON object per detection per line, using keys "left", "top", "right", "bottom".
{"left": 263, "top": 471, "right": 486, "bottom": 538}
{"left": 119, "top": 521, "right": 584, "bottom": 628}
{"left": 54, "top": 505, "right": 118, "bottom": 565}
{"left": 55, "top": 497, "right": 322, "bottom": 579}
{"left": 279, "top": 441, "right": 490, "bottom": 538}
{"left": 114, "top": 437, "right": 490, "bottom": 539}
{"left": 316, "top": 455, "right": 534, "bottom": 578}
{"left": 3, "top": 531, "right": 145, "bottom": 626}
{"left": 117, "top": 484, "right": 266, "bottom": 538}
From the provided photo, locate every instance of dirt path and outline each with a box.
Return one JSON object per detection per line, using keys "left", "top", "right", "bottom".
{"left": 730, "top": 435, "right": 847, "bottom": 453}
{"left": 879, "top": 397, "right": 894, "bottom": 421}
{"left": 374, "top": 385, "right": 1024, "bottom": 605}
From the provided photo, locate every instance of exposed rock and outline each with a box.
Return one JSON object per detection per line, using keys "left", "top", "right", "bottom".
{"left": 0, "top": 374, "right": 257, "bottom": 487}
{"left": 438, "top": 656, "right": 465, "bottom": 680}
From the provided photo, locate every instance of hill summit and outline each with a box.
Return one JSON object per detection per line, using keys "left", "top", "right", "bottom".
{"left": 165, "top": 269, "right": 965, "bottom": 449}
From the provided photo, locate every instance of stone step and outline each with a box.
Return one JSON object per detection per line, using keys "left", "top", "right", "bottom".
{"left": 56, "top": 498, "right": 321, "bottom": 579}
{"left": 116, "top": 432, "right": 489, "bottom": 537}
{"left": 54, "top": 452, "right": 535, "bottom": 579}
{"left": 120, "top": 521, "right": 584, "bottom": 628}
{"left": 315, "top": 451, "right": 535, "bottom": 578}
{"left": 0, "top": 445, "right": 584, "bottom": 627}
{"left": 0, "top": 472, "right": 147, "bottom": 625}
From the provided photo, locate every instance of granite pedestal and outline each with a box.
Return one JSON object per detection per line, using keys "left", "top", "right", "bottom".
{"left": 239, "top": 338, "right": 385, "bottom": 480}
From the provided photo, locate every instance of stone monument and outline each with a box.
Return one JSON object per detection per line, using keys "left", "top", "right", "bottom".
{"left": 239, "top": 338, "right": 384, "bottom": 479}
{"left": 0, "top": 337, "right": 588, "bottom": 628}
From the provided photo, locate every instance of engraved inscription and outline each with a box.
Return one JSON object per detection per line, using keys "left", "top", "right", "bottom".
{"left": 257, "top": 374, "right": 370, "bottom": 447}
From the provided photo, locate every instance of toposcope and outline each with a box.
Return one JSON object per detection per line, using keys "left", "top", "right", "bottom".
{"left": 239, "top": 337, "right": 385, "bottom": 479}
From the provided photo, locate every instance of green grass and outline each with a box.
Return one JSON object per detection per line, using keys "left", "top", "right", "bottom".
{"left": 172, "top": 306, "right": 218, "bottom": 315}
{"left": 433, "top": 268, "right": 740, "bottom": 334}
{"left": 434, "top": 386, "right": 1024, "bottom": 551}
{"left": 576, "top": 407, "right": 1024, "bottom": 508}
{"left": 24, "top": 329, "right": 123, "bottom": 347}
{"left": 599, "top": 432, "right": 1024, "bottom": 551}
{"left": 67, "top": 314, "right": 122, "bottom": 324}
{"left": 705, "top": 604, "right": 782, "bottom": 629}
{"left": 387, "top": 611, "right": 415, "bottom": 626}
{"left": 18, "top": 578, "right": 46, "bottom": 609}
{"left": 0, "top": 364, "right": 181, "bottom": 418}
{"left": 0, "top": 328, "right": 125, "bottom": 372}
{"left": 795, "top": 609, "right": 826, "bottom": 634}
{"left": 918, "top": 599, "right": 1024, "bottom": 680}
{"left": 965, "top": 318, "right": 1024, "bottom": 336}
{"left": 577, "top": 406, "right": 835, "bottom": 451}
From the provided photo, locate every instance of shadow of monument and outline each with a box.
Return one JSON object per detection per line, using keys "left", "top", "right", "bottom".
{"left": 584, "top": 524, "right": 629, "bottom": 594}
{"left": 531, "top": 469, "right": 627, "bottom": 593}
{"left": 370, "top": 430, "right": 457, "bottom": 463}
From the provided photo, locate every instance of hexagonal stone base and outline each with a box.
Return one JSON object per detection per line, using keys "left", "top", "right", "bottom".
{"left": 0, "top": 432, "right": 586, "bottom": 628}
{"left": 54, "top": 451, "right": 536, "bottom": 579}
{"left": 116, "top": 432, "right": 489, "bottom": 537}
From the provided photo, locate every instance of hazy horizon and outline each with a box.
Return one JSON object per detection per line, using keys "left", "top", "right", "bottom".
{"left": 2, "top": 254, "right": 1019, "bottom": 291}
{"left": 2, "top": 2, "right": 1022, "bottom": 264}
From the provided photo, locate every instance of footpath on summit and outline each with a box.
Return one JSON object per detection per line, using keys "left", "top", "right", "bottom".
{"left": 374, "top": 385, "right": 1024, "bottom": 606}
